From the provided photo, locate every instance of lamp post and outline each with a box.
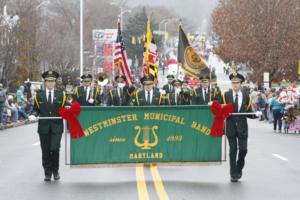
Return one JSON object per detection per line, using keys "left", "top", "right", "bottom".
{"left": 110, "top": 1, "right": 130, "bottom": 31}
{"left": 80, "top": 0, "right": 84, "bottom": 77}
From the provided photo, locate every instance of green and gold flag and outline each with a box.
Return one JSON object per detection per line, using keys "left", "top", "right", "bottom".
{"left": 177, "top": 24, "right": 207, "bottom": 78}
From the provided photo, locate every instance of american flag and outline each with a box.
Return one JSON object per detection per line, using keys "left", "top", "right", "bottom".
{"left": 114, "top": 21, "right": 132, "bottom": 85}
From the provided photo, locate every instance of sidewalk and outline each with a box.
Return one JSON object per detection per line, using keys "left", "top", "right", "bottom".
{"left": 0, "top": 120, "right": 37, "bottom": 131}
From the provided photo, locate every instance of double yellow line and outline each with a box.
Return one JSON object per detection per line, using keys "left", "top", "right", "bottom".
{"left": 136, "top": 164, "right": 169, "bottom": 200}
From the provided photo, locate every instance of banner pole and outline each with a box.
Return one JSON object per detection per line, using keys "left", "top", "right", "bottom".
{"left": 231, "top": 113, "right": 258, "bottom": 116}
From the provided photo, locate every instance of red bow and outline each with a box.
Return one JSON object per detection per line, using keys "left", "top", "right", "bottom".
{"left": 210, "top": 101, "right": 234, "bottom": 137}
{"left": 59, "top": 101, "right": 84, "bottom": 139}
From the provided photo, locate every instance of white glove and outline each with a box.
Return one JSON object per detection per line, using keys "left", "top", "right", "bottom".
{"left": 88, "top": 98, "right": 94, "bottom": 104}
{"left": 255, "top": 111, "right": 263, "bottom": 117}
{"left": 208, "top": 101, "right": 213, "bottom": 106}
{"left": 160, "top": 90, "right": 166, "bottom": 95}
{"left": 28, "top": 115, "right": 37, "bottom": 121}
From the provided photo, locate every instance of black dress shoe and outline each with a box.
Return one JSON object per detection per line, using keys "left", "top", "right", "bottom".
{"left": 44, "top": 174, "right": 51, "bottom": 181}
{"left": 53, "top": 171, "right": 60, "bottom": 180}
{"left": 237, "top": 171, "right": 242, "bottom": 179}
{"left": 231, "top": 176, "right": 238, "bottom": 182}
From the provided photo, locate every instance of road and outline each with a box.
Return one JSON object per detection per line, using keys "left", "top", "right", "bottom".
{"left": 1, "top": 53, "right": 300, "bottom": 200}
{"left": 1, "top": 119, "right": 300, "bottom": 200}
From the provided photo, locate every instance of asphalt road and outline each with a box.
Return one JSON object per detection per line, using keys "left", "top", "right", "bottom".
{"left": 1, "top": 119, "right": 300, "bottom": 200}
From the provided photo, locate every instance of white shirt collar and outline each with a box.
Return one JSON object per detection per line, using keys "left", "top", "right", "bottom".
{"left": 45, "top": 88, "right": 54, "bottom": 102}
{"left": 145, "top": 90, "right": 153, "bottom": 103}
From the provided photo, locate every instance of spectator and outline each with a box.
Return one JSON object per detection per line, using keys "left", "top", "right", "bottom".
{"left": 23, "top": 92, "right": 33, "bottom": 115}
{"left": 261, "top": 91, "right": 269, "bottom": 121}
{"left": 5, "top": 95, "right": 18, "bottom": 123}
{"left": 0, "top": 83, "right": 6, "bottom": 125}
{"left": 270, "top": 91, "right": 284, "bottom": 133}
{"left": 267, "top": 91, "right": 275, "bottom": 123}
{"left": 256, "top": 92, "right": 266, "bottom": 121}
{"left": 16, "top": 85, "right": 26, "bottom": 109}
{"left": 250, "top": 88, "right": 259, "bottom": 111}
{"left": 23, "top": 80, "right": 32, "bottom": 99}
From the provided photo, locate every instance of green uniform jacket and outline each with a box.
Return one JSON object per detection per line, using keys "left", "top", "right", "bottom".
{"left": 33, "top": 90, "right": 66, "bottom": 135}
{"left": 193, "top": 87, "right": 223, "bottom": 105}
{"left": 193, "top": 87, "right": 210, "bottom": 105}
{"left": 133, "top": 90, "right": 163, "bottom": 106}
{"left": 168, "top": 90, "right": 192, "bottom": 105}
{"left": 73, "top": 86, "right": 96, "bottom": 106}
{"left": 107, "top": 86, "right": 133, "bottom": 106}
{"left": 162, "top": 84, "right": 174, "bottom": 94}
{"left": 222, "top": 90, "right": 254, "bottom": 138}
{"left": 211, "top": 86, "right": 223, "bottom": 103}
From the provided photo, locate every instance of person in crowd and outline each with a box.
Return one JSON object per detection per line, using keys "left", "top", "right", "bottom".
{"left": 5, "top": 95, "right": 19, "bottom": 123}
{"left": 270, "top": 91, "right": 285, "bottom": 133}
{"left": 0, "top": 83, "right": 6, "bottom": 125}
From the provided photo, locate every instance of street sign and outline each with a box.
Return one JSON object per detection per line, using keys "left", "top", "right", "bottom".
{"left": 263, "top": 72, "right": 269, "bottom": 82}
{"left": 93, "top": 29, "right": 118, "bottom": 42}
{"left": 153, "top": 30, "right": 165, "bottom": 35}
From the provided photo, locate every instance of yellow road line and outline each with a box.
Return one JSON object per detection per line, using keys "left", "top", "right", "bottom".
{"left": 150, "top": 164, "right": 169, "bottom": 200}
{"left": 136, "top": 164, "right": 150, "bottom": 200}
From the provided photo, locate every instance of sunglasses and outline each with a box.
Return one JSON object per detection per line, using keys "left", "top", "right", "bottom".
{"left": 83, "top": 80, "right": 91, "bottom": 83}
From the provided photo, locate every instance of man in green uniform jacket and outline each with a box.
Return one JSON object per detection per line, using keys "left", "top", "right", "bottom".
{"left": 193, "top": 75, "right": 211, "bottom": 105}
{"left": 222, "top": 72, "right": 258, "bottom": 182}
{"left": 107, "top": 75, "right": 135, "bottom": 106}
{"left": 73, "top": 74, "right": 95, "bottom": 106}
{"left": 162, "top": 74, "right": 175, "bottom": 94}
{"left": 31, "top": 70, "right": 66, "bottom": 181}
{"left": 133, "top": 75, "right": 163, "bottom": 106}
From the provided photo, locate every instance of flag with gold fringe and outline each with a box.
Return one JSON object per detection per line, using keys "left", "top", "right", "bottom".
{"left": 177, "top": 23, "right": 208, "bottom": 78}
{"left": 142, "top": 17, "right": 159, "bottom": 82}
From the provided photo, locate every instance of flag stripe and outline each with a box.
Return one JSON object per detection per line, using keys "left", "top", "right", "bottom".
{"left": 114, "top": 21, "right": 132, "bottom": 85}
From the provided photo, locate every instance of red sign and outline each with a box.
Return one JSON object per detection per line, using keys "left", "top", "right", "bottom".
{"left": 103, "top": 61, "right": 112, "bottom": 73}
{"left": 103, "top": 44, "right": 113, "bottom": 56}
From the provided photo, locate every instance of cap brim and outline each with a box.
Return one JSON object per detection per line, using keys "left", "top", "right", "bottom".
{"left": 44, "top": 77, "right": 57, "bottom": 81}
{"left": 143, "top": 81, "right": 154, "bottom": 85}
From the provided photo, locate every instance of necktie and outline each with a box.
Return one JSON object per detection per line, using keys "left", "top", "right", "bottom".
{"left": 147, "top": 91, "right": 151, "bottom": 105}
{"left": 83, "top": 87, "right": 87, "bottom": 100}
{"left": 204, "top": 89, "right": 207, "bottom": 103}
{"left": 170, "top": 85, "right": 172, "bottom": 92}
{"left": 48, "top": 91, "right": 52, "bottom": 103}
{"left": 234, "top": 94, "right": 239, "bottom": 112}
{"left": 119, "top": 88, "right": 123, "bottom": 105}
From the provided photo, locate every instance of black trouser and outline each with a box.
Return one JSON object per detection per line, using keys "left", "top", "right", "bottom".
{"left": 273, "top": 109, "right": 283, "bottom": 131}
{"left": 39, "top": 133, "right": 62, "bottom": 175}
{"left": 227, "top": 137, "right": 248, "bottom": 177}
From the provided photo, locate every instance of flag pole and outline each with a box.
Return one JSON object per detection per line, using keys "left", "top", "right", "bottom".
{"left": 176, "top": 19, "right": 182, "bottom": 80}
{"left": 209, "top": 64, "right": 212, "bottom": 102}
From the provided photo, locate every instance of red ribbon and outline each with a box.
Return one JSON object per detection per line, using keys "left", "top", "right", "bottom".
{"left": 210, "top": 101, "right": 234, "bottom": 137}
{"left": 59, "top": 101, "right": 84, "bottom": 139}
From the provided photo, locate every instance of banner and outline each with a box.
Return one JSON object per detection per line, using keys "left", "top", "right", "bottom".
{"left": 70, "top": 106, "right": 223, "bottom": 166}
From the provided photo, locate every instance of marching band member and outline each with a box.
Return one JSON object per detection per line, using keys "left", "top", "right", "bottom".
{"left": 30, "top": 70, "right": 66, "bottom": 181}
{"left": 222, "top": 72, "right": 259, "bottom": 182}
{"left": 193, "top": 75, "right": 211, "bottom": 105}
{"left": 133, "top": 75, "right": 163, "bottom": 106}
{"left": 107, "top": 75, "right": 132, "bottom": 106}
{"left": 73, "top": 74, "right": 95, "bottom": 106}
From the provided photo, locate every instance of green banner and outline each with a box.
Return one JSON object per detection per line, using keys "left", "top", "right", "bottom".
{"left": 70, "top": 106, "right": 222, "bottom": 165}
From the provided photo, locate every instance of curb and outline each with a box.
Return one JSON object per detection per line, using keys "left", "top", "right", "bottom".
{"left": 0, "top": 120, "right": 38, "bottom": 130}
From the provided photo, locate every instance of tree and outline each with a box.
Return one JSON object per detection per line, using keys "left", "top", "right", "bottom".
{"left": 123, "top": 7, "right": 163, "bottom": 69}
{"left": 212, "top": 0, "right": 300, "bottom": 83}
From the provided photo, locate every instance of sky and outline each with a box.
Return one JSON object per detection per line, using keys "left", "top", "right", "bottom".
{"left": 127, "top": 0, "right": 219, "bottom": 31}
